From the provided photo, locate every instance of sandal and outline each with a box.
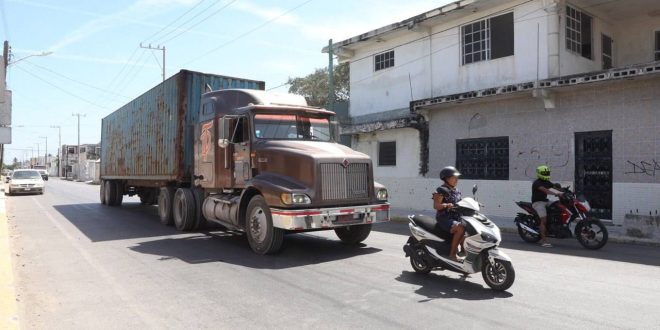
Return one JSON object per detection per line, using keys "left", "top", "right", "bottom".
{"left": 540, "top": 242, "right": 553, "bottom": 248}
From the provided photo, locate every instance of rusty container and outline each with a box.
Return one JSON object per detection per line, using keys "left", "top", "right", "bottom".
{"left": 100, "top": 69, "right": 264, "bottom": 183}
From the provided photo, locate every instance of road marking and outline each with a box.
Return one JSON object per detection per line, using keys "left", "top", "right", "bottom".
{"left": 30, "top": 197, "right": 162, "bottom": 328}
{"left": 0, "top": 189, "right": 19, "bottom": 329}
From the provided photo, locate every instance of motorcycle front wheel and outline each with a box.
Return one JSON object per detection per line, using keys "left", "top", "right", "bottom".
{"left": 575, "top": 218, "right": 608, "bottom": 250}
{"left": 409, "top": 248, "right": 432, "bottom": 274}
{"left": 481, "top": 259, "right": 515, "bottom": 291}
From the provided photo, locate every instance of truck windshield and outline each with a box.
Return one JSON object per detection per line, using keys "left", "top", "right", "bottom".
{"left": 254, "top": 114, "right": 331, "bottom": 141}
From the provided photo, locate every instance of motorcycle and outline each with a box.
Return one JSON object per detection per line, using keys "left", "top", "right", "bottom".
{"left": 514, "top": 185, "right": 608, "bottom": 249}
{"left": 403, "top": 185, "right": 515, "bottom": 291}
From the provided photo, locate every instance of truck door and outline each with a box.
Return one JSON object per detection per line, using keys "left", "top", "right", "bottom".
{"left": 224, "top": 115, "right": 251, "bottom": 188}
{"left": 195, "top": 102, "right": 216, "bottom": 188}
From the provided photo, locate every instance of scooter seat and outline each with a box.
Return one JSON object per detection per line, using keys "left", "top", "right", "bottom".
{"left": 411, "top": 215, "right": 451, "bottom": 241}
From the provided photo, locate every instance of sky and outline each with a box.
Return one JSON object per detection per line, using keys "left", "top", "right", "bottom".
{"left": 1, "top": 0, "right": 453, "bottom": 164}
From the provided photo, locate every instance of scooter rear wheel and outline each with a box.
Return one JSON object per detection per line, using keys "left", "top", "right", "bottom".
{"left": 409, "top": 249, "right": 432, "bottom": 274}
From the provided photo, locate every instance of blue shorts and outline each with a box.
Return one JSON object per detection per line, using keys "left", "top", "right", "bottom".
{"left": 436, "top": 215, "right": 459, "bottom": 233}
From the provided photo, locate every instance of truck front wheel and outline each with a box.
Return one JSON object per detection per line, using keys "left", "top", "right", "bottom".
{"left": 334, "top": 224, "right": 373, "bottom": 244}
{"left": 104, "top": 180, "right": 117, "bottom": 206}
{"left": 173, "top": 188, "right": 196, "bottom": 231}
{"left": 158, "top": 187, "right": 176, "bottom": 226}
{"left": 245, "top": 195, "right": 284, "bottom": 255}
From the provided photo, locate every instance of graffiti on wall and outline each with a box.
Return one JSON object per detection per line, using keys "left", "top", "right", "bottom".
{"left": 515, "top": 139, "right": 571, "bottom": 179}
{"left": 625, "top": 159, "right": 660, "bottom": 176}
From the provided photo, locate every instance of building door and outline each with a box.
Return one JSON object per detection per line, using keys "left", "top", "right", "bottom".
{"left": 575, "top": 131, "right": 612, "bottom": 219}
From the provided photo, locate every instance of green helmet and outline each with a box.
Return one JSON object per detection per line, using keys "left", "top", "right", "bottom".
{"left": 536, "top": 165, "right": 551, "bottom": 181}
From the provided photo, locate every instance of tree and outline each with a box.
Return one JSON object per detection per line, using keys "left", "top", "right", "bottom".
{"left": 287, "top": 62, "right": 349, "bottom": 108}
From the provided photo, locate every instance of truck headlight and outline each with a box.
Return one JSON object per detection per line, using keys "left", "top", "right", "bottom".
{"left": 281, "top": 193, "right": 311, "bottom": 205}
{"left": 376, "top": 189, "right": 388, "bottom": 201}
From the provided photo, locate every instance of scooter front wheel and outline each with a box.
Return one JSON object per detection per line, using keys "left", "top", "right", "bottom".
{"left": 409, "top": 248, "right": 432, "bottom": 274}
{"left": 481, "top": 259, "right": 515, "bottom": 291}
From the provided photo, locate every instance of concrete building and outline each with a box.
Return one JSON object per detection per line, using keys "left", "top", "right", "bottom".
{"left": 60, "top": 143, "right": 100, "bottom": 180}
{"left": 324, "top": 0, "right": 660, "bottom": 225}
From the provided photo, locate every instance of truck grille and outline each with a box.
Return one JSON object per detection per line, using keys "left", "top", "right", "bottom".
{"left": 320, "top": 163, "right": 369, "bottom": 201}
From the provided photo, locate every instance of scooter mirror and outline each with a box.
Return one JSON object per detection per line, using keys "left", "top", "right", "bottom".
{"left": 472, "top": 184, "right": 478, "bottom": 195}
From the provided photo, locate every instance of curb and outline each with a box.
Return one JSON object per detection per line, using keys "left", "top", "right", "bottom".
{"left": 387, "top": 216, "right": 660, "bottom": 247}
{"left": 0, "top": 188, "right": 18, "bottom": 329}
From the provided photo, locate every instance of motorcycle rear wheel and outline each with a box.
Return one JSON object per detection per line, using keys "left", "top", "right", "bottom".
{"left": 575, "top": 219, "right": 608, "bottom": 250}
{"left": 409, "top": 249, "right": 432, "bottom": 274}
{"left": 517, "top": 223, "right": 541, "bottom": 243}
{"left": 481, "top": 259, "right": 515, "bottom": 291}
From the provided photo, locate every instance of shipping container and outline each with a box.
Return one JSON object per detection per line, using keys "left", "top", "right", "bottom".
{"left": 100, "top": 69, "right": 265, "bottom": 183}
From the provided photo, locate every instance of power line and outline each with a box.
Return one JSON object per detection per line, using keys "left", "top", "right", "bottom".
{"left": 142, "top": 0, "right": 208, "bottom": 43}
{"left": 15, "top": 65, "right": 111, "bottom": 110}
{"left": 184, "top": 0, "right": 316, "bottom": 66}
{"left": 267, "top": 82, "right": 289, "bottom": 91}
{"left": 100, "top": 47, "right": 140, "bottom": 100}
{"left": 159, "top": 0, "right": 238, "bottom": 44}
{"left": 114, "top": 52, "right": 152, "bottom": 97}
{"left": 104, "top": 49, "right": 150, "bottom": 103}
{"left": 23, "top": 60, "right": 132, "bottom": 100}
{"left": 151, "top": 0, "right": 224, "bottom": 44}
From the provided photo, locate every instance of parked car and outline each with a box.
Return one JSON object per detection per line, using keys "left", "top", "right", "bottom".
{"left": 37, "top": 169, "right": 49, "bottom": 181}
{"left": 6, "top": 169, "right": 45, "bottom": 195}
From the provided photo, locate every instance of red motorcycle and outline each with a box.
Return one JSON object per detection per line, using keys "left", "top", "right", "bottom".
{"left": 514, "top": 185, "right": 608, "bottom": 249}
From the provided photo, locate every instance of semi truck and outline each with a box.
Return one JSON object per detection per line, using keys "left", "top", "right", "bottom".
{"left": 100, "top": 69, "right": 390, "bottom": 254}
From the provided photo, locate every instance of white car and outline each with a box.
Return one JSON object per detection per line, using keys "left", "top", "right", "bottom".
{"left": 6, "top": 169, "right": 45, "bottom": 195}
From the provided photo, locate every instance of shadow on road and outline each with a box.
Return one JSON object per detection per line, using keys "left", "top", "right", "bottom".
{"left": 375, "top": 221, "right": 660, "bottom": 267}
{"left": 53, "top": 203, "right": 187, "bottom": 242}
{"left": 395, "top": 271, "right": 513, "bottom": 301}
{"left": 129, "top": 231, "right": 382, "bottom": 269}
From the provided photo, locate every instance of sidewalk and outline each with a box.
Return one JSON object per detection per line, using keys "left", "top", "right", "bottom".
{"left": 0, "top": 187, "right": 18, "bottom": 329}
{"left": 389, "top": 207, "right": 660, "bottom": 247}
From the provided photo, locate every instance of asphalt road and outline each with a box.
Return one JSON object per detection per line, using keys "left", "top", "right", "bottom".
{"left": 5, "top": 179, "right": 660, "bottom": 329}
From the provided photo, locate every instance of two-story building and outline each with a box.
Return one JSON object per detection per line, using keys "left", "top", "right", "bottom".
{"left": 60, "top": 143, "right": 101, "bottom": 180}
{"left": 324, "top": 0, "right": 660, "bottom": 225}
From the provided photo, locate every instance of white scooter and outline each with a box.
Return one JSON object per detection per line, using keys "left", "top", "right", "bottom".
{"left": 402, "top": 185, "right": 515, "bottom": 291}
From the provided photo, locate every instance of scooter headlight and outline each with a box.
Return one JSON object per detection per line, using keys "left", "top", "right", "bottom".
{"left": 480, "top": 232, "right": 498, "bottom": 243}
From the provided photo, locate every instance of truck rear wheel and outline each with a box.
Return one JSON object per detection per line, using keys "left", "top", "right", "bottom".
{"left": 114, "top": 182, "right": 123, "bottom": 207}
{"left": 245, "top": 195, "right": 284, "bottom": 255}
{"left": 334, "top": 224, "right": 372, "bottom": 244}
{"left": 173, "top": 188, "right": 196, "bottom": 231}
{"left": 104, "top": 180, "right": 117, "bottom": 206}
{"left": 158, "top": 187, "right": 176, "bottom": 225}
{"left": 100, "top": 180, "right": 106, "bottom": 205}
{"left": 191, "top": 188, "right": 207, "bottom": 230}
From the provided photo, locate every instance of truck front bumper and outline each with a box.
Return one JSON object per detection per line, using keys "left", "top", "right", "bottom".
{"left": 270, "top": 203, "right": 390, "bottom": 230}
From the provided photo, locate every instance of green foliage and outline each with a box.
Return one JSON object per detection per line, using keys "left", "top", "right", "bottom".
{"left": 287, "top": 62, "right": 349, "bottom": 108}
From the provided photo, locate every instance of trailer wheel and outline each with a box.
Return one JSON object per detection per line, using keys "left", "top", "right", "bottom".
{"left": 245, "top": 195, "right": 284, "bottom": 255}
{"left": 173, "top": 188, "right": 196, "bottom": 231}
{"left": 99, "top": 180, "right": 106, "bottom": 205}
{"left": 114, "top": 182, "right": 123, "bottom": 207}
{"left": 334, "top": 224, "right": 373, "bottom": 244}
{"left": 104, "top": 180, "right": 117, "bottom": 206}
{"left": 158, "top": 187, "right": 176, "bottom": 226}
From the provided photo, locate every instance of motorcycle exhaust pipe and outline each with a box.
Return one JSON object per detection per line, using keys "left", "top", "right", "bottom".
{"left": 518, "top": 223, "right": 540, "bottom": 235}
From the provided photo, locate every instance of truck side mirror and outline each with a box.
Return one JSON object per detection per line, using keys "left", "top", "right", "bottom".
{"left": 218, "top": 138, "right": 229, "bottom": 149}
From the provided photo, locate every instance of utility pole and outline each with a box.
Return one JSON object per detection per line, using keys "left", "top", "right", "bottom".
{"left": 51, "top": 125, "right": 61, "bottom": 176}
{"left": 35, "top": 143, "right": 40, "bottom": 166}
{"left": 140, "top": 43, "right": 166, "bottom": 81}
{"left": 327, "top": 39, "right": 335, "bottom": 112}
{"left": 39, "top": 135, "right": 48, "bottom": 168}
{"left": 72, "top": 113, "right": 86, "bottom": 179}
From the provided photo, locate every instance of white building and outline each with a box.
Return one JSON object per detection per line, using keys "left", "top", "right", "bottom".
{"left": 324, "top": 0, "right": 660, "bottom": 225}
{"left": 60, "top": 143, "right": 100, "bottom": 180}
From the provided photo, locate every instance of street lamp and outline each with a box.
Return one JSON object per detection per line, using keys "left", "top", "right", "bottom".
{"left": 8, "top": 51, "right": 53, "bottom": 66}
{"left": 51, "top": 126, "right": 61, "bottom": 176}
{"left": 39, "top": 136, "right": 48, "bottom": 169}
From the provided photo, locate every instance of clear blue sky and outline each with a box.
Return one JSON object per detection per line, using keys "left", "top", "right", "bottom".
{"left": 1, "top": 0, "right": 451, "bottom": 163}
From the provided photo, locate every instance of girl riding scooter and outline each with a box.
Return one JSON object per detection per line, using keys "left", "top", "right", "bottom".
{"left": 432, "top": 166, "right": 465, "bottom": 261}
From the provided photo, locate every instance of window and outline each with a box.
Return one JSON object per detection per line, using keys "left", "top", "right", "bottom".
{"left": 374, "top": 50, "right": 394, "bottom": 71}
{"left": 462, "top": 12, "right": 514, "bottom": 65}
{"left": 67, "top": 147, "right": 75, "bottom": 154}
{"left": 456, "top": 137, "right": 509, "bottom": 180}
{"left": 566, "top": 5, "right": 593, "bottom": 59}
{"left": 253, "top": 114, "right": 331, "bottom": 141}
{"left": 602, "top": 34, "right": 613, "bottom": 69}
{"left": 378, "top": 141, "right": 396, "bottom": 166}
{"left": 80, "top": 147, "right": 86, "bottom": 153}
{"left": 655, "top": 31, "right": 660, "bottom": 61}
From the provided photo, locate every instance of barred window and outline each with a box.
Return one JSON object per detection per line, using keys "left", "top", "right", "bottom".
{"left": 374, "top": 50, "right": 394, "bottom": 71}
{"left": 462, "top": 12, "right": 514, "bottom": 65}
{"left": 378, "top": 141, "right": 396, "bottom": 166}
{"left": 566, "top": 5, "right": 593, "bottom": 59}
{"left": 602, "top": 34, "right": 613, "bottom": 69}
{"left": 456, "top": 137, "right": 509, "bottom": 180}
{"left": 655, "top": 31, "right": 660, "bottom": 61}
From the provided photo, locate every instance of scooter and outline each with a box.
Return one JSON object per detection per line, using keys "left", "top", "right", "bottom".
{"left": 403, "top": 185, "right": 515, "bottom": 291}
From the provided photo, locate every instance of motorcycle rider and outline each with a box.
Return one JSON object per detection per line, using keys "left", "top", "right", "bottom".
{"left": 532, "top": 165, "right": 563, "bottom": 248}
{"left": 432, "top": 166, "right": 465, "bottom": 261}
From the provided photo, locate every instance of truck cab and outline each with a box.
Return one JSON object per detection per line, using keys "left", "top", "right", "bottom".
{"left": 193, "top": 89, "right": 390, "bottom": 254}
